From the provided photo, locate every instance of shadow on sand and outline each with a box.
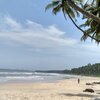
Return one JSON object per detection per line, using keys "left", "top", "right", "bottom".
{"left": 59, "top": 93, "right": 96, "bottom": 98}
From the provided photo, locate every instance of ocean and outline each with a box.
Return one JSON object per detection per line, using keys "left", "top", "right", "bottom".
{"left": 0, "top": 70, "right": 76, "bottom": 83}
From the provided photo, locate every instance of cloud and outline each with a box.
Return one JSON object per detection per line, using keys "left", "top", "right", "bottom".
{"left": 0, "top": 15, "right": 100, "bottom": 68}
{"left": 0, "top": 16, "right": 77, "bottom": 48}
{"left": 0, "top": 15, "right": 100, "bottom": 57}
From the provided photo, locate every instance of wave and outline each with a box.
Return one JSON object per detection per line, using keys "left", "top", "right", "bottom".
{"left": 0, "top": 71, "right": 75, "bottom": 83}
{"left": 6, "top": 76, "right": 44, "bottom": 80}
{"left": 34, "top": 72, "right": 61, "bottom": 76}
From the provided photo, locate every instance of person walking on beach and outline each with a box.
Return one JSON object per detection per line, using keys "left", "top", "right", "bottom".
{"left": 78, "top": 78, "right": 80, "bottom": 84}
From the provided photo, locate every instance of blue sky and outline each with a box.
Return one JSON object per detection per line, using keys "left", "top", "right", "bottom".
{"left": 0, "top": 0, "right": 100, "bottom": 70}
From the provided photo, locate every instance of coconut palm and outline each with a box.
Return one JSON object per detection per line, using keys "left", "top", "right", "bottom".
{"left": 46, "top": 0, "right": 82, "bottom": 20}
{"left": 80, "top": 0, "right": 100, "bottom": 43}
{"left": 46, "top": 0, "right": 100, "bottom": 43}
{"left": 67, "top": 0, "right": 100, "bottom": 23}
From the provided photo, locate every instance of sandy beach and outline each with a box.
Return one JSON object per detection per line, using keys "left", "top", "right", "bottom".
{"left": 0, "top": 76, "right": 100, "bottom": 100}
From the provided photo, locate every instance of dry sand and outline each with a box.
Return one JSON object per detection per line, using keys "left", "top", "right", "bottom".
{"left": 0, "top": 76, "right": 100, "bottom": 100}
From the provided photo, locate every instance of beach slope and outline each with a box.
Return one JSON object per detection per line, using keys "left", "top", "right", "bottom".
{"left": 0, "top": 76, "right": 100, "bottom": 100}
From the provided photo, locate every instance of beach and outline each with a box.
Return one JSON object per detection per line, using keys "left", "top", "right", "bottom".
{"left": 0, "top": 76, "right": 100, "bottom": 100}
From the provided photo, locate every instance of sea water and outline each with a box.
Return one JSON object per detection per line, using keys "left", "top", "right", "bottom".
{"left": 0, "top": 71, "right": 76, "bottom": 83}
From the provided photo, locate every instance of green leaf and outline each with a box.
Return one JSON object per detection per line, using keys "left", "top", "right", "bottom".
{"left": 45, "top": 1, "right": 60, "bottom": 11}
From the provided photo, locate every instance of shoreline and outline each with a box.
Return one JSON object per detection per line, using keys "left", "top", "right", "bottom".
{"left": 0, "top": 73, "right": 78, "bottom": 84}
{"left": 0, "top": 76, "right": 100, "bottom": 100}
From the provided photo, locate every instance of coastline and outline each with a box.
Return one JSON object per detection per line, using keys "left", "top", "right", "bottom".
{"left": 0, "top": 76, "right": 100, "bottom": 100}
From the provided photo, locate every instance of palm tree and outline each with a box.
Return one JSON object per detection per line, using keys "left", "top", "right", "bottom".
{"left": 80, "top": 0, "right": 100, "bottom": 42}
{"left": 46, "top": 0, "right": 82, "bottom": 21}
{"left": 46, "top": 0, "right": 100, "bottom": 43}
{"left": 66, "top": 0, "right": 100, "bottom": 23}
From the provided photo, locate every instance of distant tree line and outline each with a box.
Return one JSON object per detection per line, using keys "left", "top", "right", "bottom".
{"left": 37, "top": 63, "right": 100, "bottom": 76}
{"left": 68, "top": 63, "right": 100, "bottom": 76}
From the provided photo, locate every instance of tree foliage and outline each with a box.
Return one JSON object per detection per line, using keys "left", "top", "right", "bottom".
{"left": 46, "top": 0, "right": 100, "bottom": 43}
{"left": 37, "top": 63, "right": 100, "bottom": 76}
{"left": 70, "top": 63, "right": 100, "bottom": 76}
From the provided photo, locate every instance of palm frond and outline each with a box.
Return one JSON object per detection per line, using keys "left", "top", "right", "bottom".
{"left": 45, "top": 1, "right": 60, "bottom": 11}
{"left": 52, "top": 5, "right": 62, "bottom": 14}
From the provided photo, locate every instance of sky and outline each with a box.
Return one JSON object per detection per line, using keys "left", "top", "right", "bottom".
{"left": 0, "top": 0, "right": 100, "bottom": 70}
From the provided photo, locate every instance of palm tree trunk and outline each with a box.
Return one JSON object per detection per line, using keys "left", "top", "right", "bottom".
{"left": 67, "top": 0, "right": 100, "bottom": 23}
{"left": 65, "top": 9, "right": 100, "bottom": 42}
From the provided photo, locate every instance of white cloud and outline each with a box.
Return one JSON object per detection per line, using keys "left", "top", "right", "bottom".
{"left": 0, "top": 16, "right": 21, "bottom": 32}
{"left": 4, "top": 16, "right": 21, "bottom": 29}
{"left": 0, "top": 16, "right": 100, "bottom": 68}
{"left": 0, "top": 16, "right": 77, "bottom": 48}
{"left": 0, "top": 15, "right": 100, "bottom": 57}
